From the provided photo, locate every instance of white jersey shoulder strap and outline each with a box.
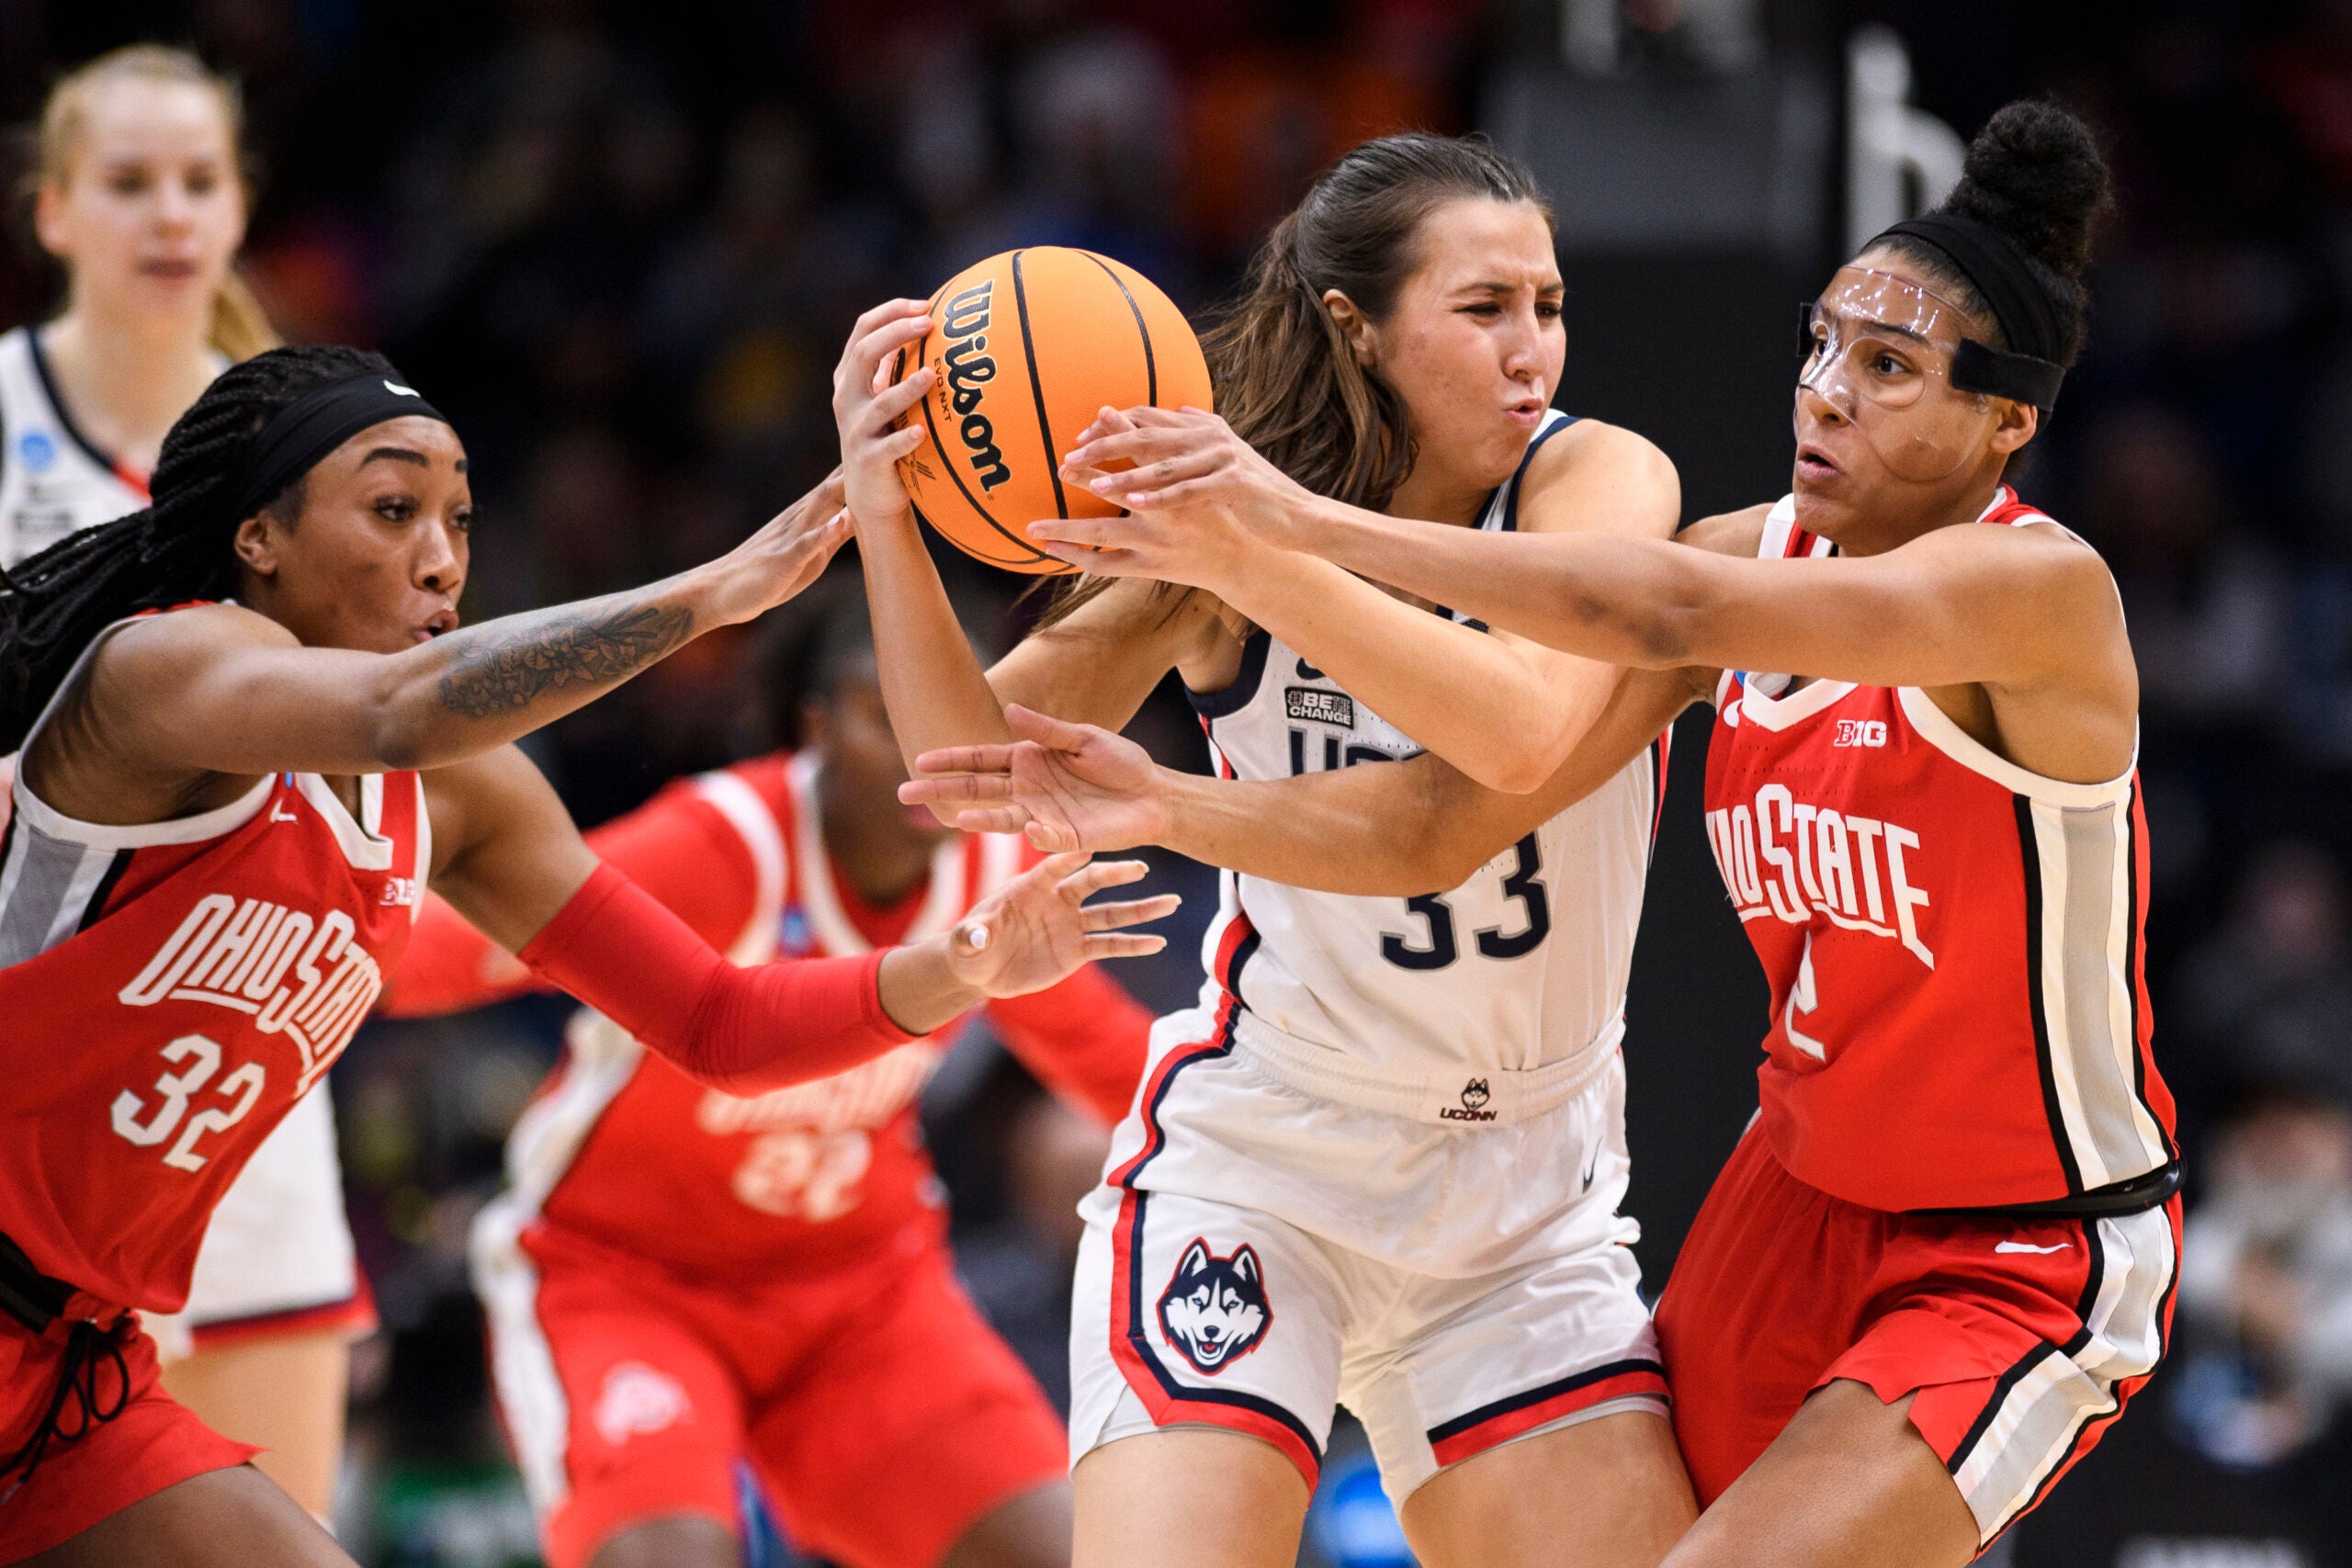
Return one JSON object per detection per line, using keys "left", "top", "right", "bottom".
{"left": 689, "top": 766, "right": 789, "bottom": 964}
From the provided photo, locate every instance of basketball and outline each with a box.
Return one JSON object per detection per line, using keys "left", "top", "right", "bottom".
{"left": 891, "top": 246, "right": 1212, "bottom": 576}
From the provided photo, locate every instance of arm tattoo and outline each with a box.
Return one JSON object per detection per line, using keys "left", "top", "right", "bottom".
{"left": 435, "top": 600, "right": 695, "bottom": 718}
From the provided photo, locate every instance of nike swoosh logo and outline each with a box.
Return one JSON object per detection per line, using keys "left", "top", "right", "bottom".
{"left": 1994, "top": 1241, "right": 2070, "bottom": 1255}
{"left": 269, "top": 804, "right": 298, "bottom": 823}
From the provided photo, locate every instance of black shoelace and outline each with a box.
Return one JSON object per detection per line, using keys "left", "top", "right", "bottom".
{"left": 0, "top": 1318, "right": 131, "bottom": 1506}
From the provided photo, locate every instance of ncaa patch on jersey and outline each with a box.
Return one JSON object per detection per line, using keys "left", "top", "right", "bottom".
{"left": 16, "top": 430, "right": 55, "bottom": 473}
{"left": 1284, "top": 687, "right": 1355, "bottom": 728}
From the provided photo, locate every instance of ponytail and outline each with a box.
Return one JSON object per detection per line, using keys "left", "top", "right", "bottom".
{"left": 1201, "top": 214, "right": 1415, "bottom": 513}
{"left": 209, "top": 267, "right": 282, "bottom": 363}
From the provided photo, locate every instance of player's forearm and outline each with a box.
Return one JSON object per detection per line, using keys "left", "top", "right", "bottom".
{"left": 364, "top": 577, "right": 718, "bottom": 770}
{"left": 1152, "top": 765, "right": 1493, "bottom": 896}
{"left": 854, "top": 509, "right": 1018, "bottom": 770}
{"left": 1210, "top": 547, "right": 1598, "bottom": 795}
{"left": 1295, "top": 502, "right": 1710, "bottom": 671}
{"left": 875, "top": 941, "right": 988, "bottom": 1035}
{"left": 518, "top": 863, "right": 922, "bottom": 1093}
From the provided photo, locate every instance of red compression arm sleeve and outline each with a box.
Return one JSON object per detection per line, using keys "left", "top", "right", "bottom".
{"left": 518, "top": 863, "right": 917, "bottom": 1094}
{"left": 986, "top": 963, "right": 1155, "bottom": 1125}
{"left": 383, "top": 779, "right": 764, "bottom": 1019}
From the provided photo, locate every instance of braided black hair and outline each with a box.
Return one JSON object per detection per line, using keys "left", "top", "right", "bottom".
{"left": 1874, "top": 99, "right": 2112, "bottom": 367}
{"left": 0, "top": 344, "right": 402, "bottom": 751}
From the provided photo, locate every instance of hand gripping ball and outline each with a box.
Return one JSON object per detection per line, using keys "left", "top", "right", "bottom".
{"left": 892, "top": 247, "right": 1212, "bottom": 575}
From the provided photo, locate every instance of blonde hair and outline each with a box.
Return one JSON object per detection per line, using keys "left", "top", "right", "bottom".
{"left": 30, "top": 44, "right": 279, "bottom": 361}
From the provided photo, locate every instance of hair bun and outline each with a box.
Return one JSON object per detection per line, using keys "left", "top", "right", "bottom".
{"left": 1943, "top": 100, "right": 2111, "bottom": 281}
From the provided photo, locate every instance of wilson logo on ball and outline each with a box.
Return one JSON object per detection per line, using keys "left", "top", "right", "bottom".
{"left": 896, "top": 246, "right": 1213, "bottom": 577}
{"left": 939, "top": 281, "right": 1012, "bottom": 491}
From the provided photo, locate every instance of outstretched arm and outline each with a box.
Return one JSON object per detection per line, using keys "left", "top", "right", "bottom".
{"left": 1031, "top": 409, "right": 1681, "bottom": 795}
{"left": 381, "top": 771, "right": 765, "bottom": 1019}
{"left": 421, "top": 748, "right": 1178, "bottom": 1091}
{"left": 84, "top": 474, "right": 851, "bottom": 784}
{"left": 906, "top": 667, "right": 1703, "bottom": 897}
{"left": 1270, "top": 493, "right": 2127, "bottom": 697}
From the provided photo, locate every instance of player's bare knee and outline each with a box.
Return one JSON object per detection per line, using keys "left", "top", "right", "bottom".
{"left": 939, "top": 1482, "right": 1072, "bottom": 1568}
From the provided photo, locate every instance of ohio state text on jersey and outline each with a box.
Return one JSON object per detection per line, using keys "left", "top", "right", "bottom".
{"left": 0, "top": 620, "right": 426, "bottom": 1314}
{"left": 1702, "top": 491, "right": 2174, "bottom": 1212}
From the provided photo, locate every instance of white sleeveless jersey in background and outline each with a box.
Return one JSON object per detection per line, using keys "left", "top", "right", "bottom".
{"left": 1185, "top": 411, "right": 1665, "bottom": 1089}
{"left": 0, "top": 326, "right": 156, "bottom": 566}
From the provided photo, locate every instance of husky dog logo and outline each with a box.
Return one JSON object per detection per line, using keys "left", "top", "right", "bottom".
{"left": 1157, "top": 1240, "right": 1272, "bottom": 1375}
{"left": 1442, "top": 1077, "right": 1497, "bottom": 1122}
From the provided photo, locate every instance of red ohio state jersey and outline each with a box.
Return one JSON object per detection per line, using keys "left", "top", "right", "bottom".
{"left": 394, "top": 751, "right": 1150, "bottom": 1280}
{"left": 0, "top": 626, "right": 424, "bottom": 1314}
{"left": 1702, "top": 491, "right": 2175, "bottom": 1213}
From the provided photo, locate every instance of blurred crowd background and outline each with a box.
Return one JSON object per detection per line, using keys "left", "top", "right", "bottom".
{"left": 10, "top": 0, "right": 2352, "bottom": 1563}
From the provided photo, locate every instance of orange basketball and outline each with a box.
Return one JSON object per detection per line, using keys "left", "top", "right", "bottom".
{"left": 892, "top": 247, "right": 1212, "bottom": 576}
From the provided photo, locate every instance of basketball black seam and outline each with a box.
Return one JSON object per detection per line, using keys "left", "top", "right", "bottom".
{"left": 1080, "top": 251, "right": 1158, "bottom": 407}
{"left": 911, "top": 280, "right": 1059, "bottom": 567}
{"left": 1010, "top": 250, "right": 1071, "bottom": 520}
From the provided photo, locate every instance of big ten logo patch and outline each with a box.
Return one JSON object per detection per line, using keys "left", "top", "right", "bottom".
{"left": 594, "top": 1362, "right": 692, "bottom": 1446}
{"left": 1834, "top": 719, "right": 1888, "bottom": 748}
{"left": 1157, "top": 1240, "right": 1272, "bottom": 1374}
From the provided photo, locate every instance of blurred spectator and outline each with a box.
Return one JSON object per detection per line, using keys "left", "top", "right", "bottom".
{"left": 2078, "top": 404, "right": 2290, "bottom": 733}
{"left": 2177, "top": 843, "right": 2352, "bottom": 1119}
{"left": 2173, "top": 1083, "right": 2352, "bottom": 1468}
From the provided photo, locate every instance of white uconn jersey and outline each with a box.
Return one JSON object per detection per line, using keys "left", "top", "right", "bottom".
{"left": 1185, "top": 412, "right": 1665, "bottom": 1099}
{"left": 0, "top": 327, "right": 167, "bottom": 565}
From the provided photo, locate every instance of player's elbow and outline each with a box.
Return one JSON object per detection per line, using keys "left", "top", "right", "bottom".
{"left": 1613, "top": 564, "right": 1717, "bottom": 671}
{"left": 1453, "top": 741, "right": 1558, "bottom": 798}
{"left": 367, "top": 684, "right": 460, "bottom": 772}
{"left": 1385, "top": 810, "right": 1500, "bottom": 893}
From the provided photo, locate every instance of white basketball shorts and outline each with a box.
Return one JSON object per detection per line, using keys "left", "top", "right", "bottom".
{"left": 145, "top": 1082, "right": 371, "bottom": 1360}
{"left": 1068, "top": 1004, "right": 1668, "bottom": 1506}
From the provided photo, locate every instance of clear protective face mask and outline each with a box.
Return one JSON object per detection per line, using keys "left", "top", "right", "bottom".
{"left": 1795, "top": 266, "right": 1997, "bottom": 482}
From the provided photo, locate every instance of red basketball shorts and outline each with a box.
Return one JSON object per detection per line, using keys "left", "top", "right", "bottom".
{"left": 0, "top": 1313, "right": 256, "bottom": 1561}
{"left": 475, "top": 1221, "right": 1067, "bottom": 1568}
{"left": 1656, "top": 1126, "right": 2179, "bottom": 1548}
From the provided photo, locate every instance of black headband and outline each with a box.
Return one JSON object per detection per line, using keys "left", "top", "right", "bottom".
{"left": 220, "top": 374, "right": 453, "bottom": 525}
{"left": 1873, "top": 213, "right": 2066, "bottom": 411}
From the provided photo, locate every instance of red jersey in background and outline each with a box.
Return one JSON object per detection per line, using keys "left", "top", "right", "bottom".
{"left": 388, "top": 750, "right": 1152, "bottom": 1280}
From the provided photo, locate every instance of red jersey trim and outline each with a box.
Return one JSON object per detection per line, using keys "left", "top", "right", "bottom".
{"left": 184, "top": 1288, "right": 376, "bottom": 1349}
{"left": 1425, "top": 1359, "right": 1670, "bottom": 1468}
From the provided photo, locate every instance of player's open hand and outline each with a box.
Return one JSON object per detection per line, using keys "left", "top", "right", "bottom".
{"left": 1027, "top": 406, "right": 1316, "bottom": 584}
{"left": 945, "top": 850, "right": 1177, "bottom": 998}
{"left": 831, "top": 299, "right": 935, "bottom": 534}
{"left": 698, "top": 469, "right": 852, "bottom": 626}
{"left": 901, "top": 705, "right": 1170, "bottom": 852}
